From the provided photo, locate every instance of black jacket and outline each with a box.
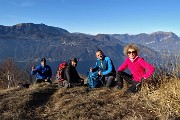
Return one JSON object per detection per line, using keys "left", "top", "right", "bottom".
{"left": 64, "top": 63, "right": 81, "bottom": 83}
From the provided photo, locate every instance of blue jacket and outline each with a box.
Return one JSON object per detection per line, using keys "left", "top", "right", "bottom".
{"left": 93, "top": 56, "right": 116, "bottom": 76}
{"left": 31, "top": 64, "right": 52, "bottom": 80}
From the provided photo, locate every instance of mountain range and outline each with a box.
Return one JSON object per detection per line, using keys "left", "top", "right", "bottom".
{"left": 0, "top": 23, "right": 160, "bottom": 63}
{"left": 110, "top": 32, "right": 180, "bottom": 54}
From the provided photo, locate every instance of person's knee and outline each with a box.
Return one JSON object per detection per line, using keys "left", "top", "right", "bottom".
{"left": 116, "top": 72, "right": 123, "bottom": 80}
{"left": 105, "top": 80, "right": 111, "bottom": 87}
{"left": 117, "top": 71, "right": 124, "bottom": 76}
{"left": 35, "top": 79, "right": 43, "bottom": 84}
{"left": 105, "top": 76, "right": 114, "bottom": 87}
{"left": 63, "top": 80, "right": 70, "bottom": 88}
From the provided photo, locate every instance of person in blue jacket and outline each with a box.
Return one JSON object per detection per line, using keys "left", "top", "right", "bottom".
{"left": 89, "top": 50, "right": 116, "bottom": 88}
{"left": 31, "top": 58, "right": 52, "bottom": 84}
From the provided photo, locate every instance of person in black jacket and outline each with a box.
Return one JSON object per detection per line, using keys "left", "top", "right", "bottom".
{"left": 63, "top": 58, "right": 84, "bottom": 88}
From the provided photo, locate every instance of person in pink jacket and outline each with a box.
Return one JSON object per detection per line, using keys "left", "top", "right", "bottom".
{"left": 116, "top": 43, "right": 155, "bottom": 93}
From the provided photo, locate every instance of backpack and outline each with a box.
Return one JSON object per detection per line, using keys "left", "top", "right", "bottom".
{"left": 86, "top": 71, "right": 103, "bottom": 88}
{"left": 56, "top": 62, "right": 67, "bottom": 83}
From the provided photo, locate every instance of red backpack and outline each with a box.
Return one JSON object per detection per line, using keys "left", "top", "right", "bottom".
{"left": 56, "top": 62, "right": 68, "bottom": 83}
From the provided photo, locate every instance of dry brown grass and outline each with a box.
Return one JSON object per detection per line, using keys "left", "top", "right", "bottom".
{"left": 0, "top": 76, "right": 180, "bottom": 120}
{"left": 0, "top": 83, "right": 58, "bottom": 120}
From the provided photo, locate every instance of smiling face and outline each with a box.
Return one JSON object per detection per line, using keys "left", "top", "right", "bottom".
{"left": 96, "top": 51, "right": 104, "bottom": 60}
{"left": 127, "top": 48, "right": 137, "bottom": 59}
{"left": 71, "top": 60, "right": 77, "bottom": 67}
{"left": 41, "top": 61, "right": 46, "bottom": 66}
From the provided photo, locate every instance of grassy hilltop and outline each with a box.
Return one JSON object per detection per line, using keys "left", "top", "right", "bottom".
{"left": 0, "top": 75, "right": 180, "bottom": 120}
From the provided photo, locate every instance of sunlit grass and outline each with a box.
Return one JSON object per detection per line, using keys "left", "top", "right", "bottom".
{"left": 0, "top": 56, "right": 179, "bottom": 120}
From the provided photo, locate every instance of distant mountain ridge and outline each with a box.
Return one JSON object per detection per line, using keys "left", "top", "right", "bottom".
{"left": 110, "top": 31, "right": 180, "bottom": 54}
{"left": 0, "top": 23, "right": 159, "bottom": 63}
{"left": 0, "top": 23, "right": 69, "bottom": 40}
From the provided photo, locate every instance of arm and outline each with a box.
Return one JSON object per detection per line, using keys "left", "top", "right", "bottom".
{"left": 31, "top": 66, "right": 40, "bottom": 75}
{"left": 92, "top": 60, "right": 99, "bottom": 72}
{"left": 140, "top": 58, "right": 155, "bottom": 79}
{"left": 117, "top": 58, "right": 128, "bottom": 72}
{"left": 47, "top": 66, "right": 52, "bottom": 80}
{"left": 64, "top": 67, "right": 71, "bottom": 83}
{"left": 102, "top": 57, "right": 112, "bottom": 75}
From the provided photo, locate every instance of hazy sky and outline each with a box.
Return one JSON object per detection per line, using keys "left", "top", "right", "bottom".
{"left": 0, "top": 0, "right": 180, "bottom": 36}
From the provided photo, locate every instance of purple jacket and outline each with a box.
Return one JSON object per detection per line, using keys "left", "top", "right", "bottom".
{"left": 118, "top": 56, "right": 155, "bottom": 82}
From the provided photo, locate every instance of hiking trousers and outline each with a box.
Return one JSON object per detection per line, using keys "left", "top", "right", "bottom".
{"left": 63, "top": 79, "right": 84, "bottom": 88}
{"left": 35, "top": 78, "right": 52, "bottom": 84}
{"left": 116, "top": 71, "right": 141, "bottom": 93}
{"left": 104, "top": 76, "right": 115, "bottom": 87}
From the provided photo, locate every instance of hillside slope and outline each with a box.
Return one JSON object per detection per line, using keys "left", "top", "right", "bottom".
{"left": 1, "top": 77, "right": 180, "bottom": 120}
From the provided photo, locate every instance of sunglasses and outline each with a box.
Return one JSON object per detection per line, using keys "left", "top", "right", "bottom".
{"left": 96, "top": 54, "right": 103, "bottom": 57}
{"left": 127, "top": 51, "right": 137, "bottom": 54}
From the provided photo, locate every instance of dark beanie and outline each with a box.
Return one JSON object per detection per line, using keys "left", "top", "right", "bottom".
{"left": 41, "top": 58, "right": 46, "bottom": 62}
{"left": 70, "top": 58, "right": 78, "bottom": 63}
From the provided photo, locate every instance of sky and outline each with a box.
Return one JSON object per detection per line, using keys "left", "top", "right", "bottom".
{"left": 0, "top": 0, "right": 180, "bottom": 36}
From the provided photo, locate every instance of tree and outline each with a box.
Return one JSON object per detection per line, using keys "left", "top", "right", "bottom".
{"left": 0, "top": 58, "right": 32, "bottom": 89}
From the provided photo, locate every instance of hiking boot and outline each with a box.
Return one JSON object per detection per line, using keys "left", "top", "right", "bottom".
{"left": 135, "top": 83, "right": 141, "bottom": 92}
{"left": 136, "top": 83, "right": 141, "bottom": 87}
{"left": 117, "top": 85, "right": 123, "bottom": 90}
{"left": 83, "top": 84, "right": 88, "bottom": 87}
{"left": 124, "top": 90, "right": 134, "bottom": 96}
{"left": 85, "top": 88, "right": 91, "bottom": 93}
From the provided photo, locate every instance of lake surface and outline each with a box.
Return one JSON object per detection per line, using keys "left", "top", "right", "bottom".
{"left": 17, "top": 58, "right": 180, "bottom": 78}
{"left": 48, "top": 59, "right": 124, "bottom": 75}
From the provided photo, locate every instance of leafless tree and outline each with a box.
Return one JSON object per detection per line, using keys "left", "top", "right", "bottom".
{"left": 0, "top": 58, "right": 32, "bottom": 89}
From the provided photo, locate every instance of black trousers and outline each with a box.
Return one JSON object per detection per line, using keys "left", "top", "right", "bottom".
{"left": 116, "top": 71, "right": 141, "bottom": 93}
{"left": 103, "top": 76, "right": 115, "bottom": 87}
{"left": 63, "top": 79, "right": 84, "bottom": 88}
{"left": 35, "top": 78, "right": 52, "bottom": 84}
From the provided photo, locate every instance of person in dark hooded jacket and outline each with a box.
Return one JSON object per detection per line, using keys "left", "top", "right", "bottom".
{"left": 63, "top": 58, "right": 84, "bottom": 88}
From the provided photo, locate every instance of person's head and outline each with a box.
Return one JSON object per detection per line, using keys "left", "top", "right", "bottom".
{"left": 70, "top": 58, "right": 78, "bottom": 67}
{"left": 124, "top": 43, "right": 140, "bottom": 59}
{"left": 41, "top": 58, "right": 46, "bottom": 66}
{"left": 96, "top": 50, "right": 104, "bottom": 60}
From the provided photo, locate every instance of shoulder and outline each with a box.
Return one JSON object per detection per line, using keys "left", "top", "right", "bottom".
{"left": 66, "top": 65, "right": 71, "bottom": 68}
{"left": 45, "top": 65, "right": 51, "bottom": 69}
{"left": 123, "top": 57, "right": 130, "bottom": 63}
{"left": 36, "top": 65, "right": 41, "bottom": 69}
{"left": 124, "top": 57, "right": 130, "bottom": 61}
{"left": 65, "top": 65, "right": 71, "bottom": 70}
{"left": 96, "top": 58, "right": 100, "bottom": 61}
{"left": 137, "top": 57, "right": 145, "bottom": 61}
{"left": 104, "top": 56, "right": 111, "bottom": 61}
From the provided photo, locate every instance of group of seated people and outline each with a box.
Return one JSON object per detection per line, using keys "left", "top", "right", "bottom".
{"left": 31, "top": 43, "right": 155, "bottom": 94}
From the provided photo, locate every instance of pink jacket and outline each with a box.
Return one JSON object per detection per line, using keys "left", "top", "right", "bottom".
{"left": 118, "top": 56, "right": 155, "bottom": 82}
